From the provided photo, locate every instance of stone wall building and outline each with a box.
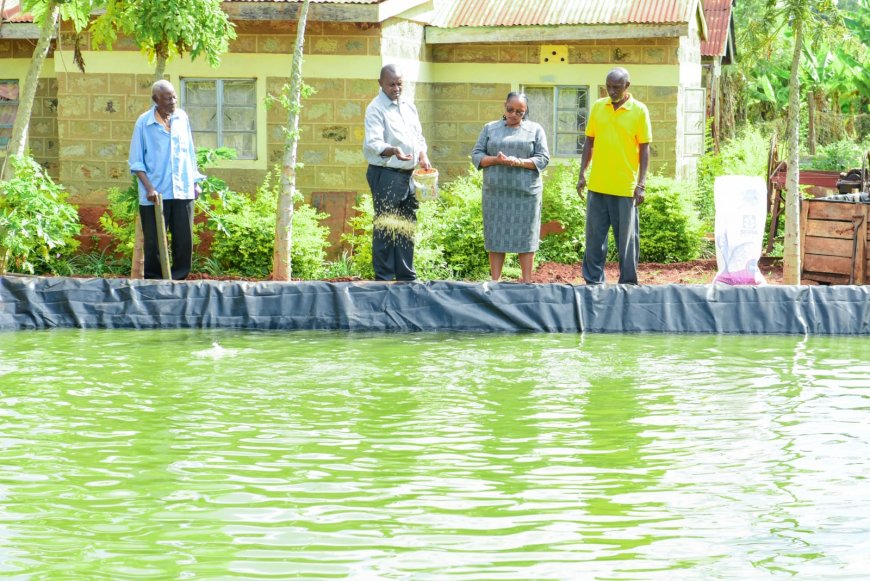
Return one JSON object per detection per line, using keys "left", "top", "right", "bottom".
{"left": 2, "top": 0, "right": 709, "bottom": 250}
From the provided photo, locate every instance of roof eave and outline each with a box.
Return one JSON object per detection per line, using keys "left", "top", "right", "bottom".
{"left": 222, "top": 0, "right": 428, "bottom": 23}
{"left": 425, "top": 23, "right": 689, "bottom": 45}
{"left": 0, "top": 22, "right": 42, "bottom": 39}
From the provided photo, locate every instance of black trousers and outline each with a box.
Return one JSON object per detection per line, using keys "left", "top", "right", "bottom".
{"left": 139, "top": 199, "right": 194, "bottom": 280}
{"left": 366, "top": 165, "right": 418, "bottom": 281}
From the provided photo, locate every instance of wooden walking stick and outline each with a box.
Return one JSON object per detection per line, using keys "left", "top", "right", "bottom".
{"left": 153, "top": 195, "right": 172, "bottom": 279}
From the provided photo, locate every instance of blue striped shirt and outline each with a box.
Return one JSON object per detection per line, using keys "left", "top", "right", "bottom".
{"left": 129, "top": 106, "right": 204, "bottom": 206}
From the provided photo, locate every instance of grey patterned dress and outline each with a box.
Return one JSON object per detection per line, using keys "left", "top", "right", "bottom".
{"left": 471, "top": 120, "right": 550, "bottom": 253}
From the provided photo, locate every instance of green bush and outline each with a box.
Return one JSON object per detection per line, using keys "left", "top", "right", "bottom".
{"left": 343, "top": 167, "right": 487, "bottom": 281}
{"left": 0, "top": 155, "right": 81, "bottom": 274}
{"left": 427, "top": 168, "right": 488, "bottom": 280}
{"left": 99, "top": 177, "right": 139, "bottom": 259}
{"left": 100, "top": 147, "right": 237, "bottom": 260}
{"left": 638, "top": 175, "right": 703, "bottom": 263}
{"left": 806, "top": 138, "right": 869, "bottom": 171}
{"left": 343, "top": 195, "right": 375, "bottom": 280}
{"left": 538, "top": 160, "right": 585, "bottom": 264}
{"left": 207, "top": 168, "right": 330, "bottom": 279}
{"left": 696, "top": 126, "right": 771, "bottom": 230}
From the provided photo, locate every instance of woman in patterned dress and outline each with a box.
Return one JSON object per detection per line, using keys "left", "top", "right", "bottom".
{"left": 471, "top": 92, "right": 550, "bottom": 283}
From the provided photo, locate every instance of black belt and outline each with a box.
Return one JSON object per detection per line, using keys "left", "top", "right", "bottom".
{"left": 372, "top": 165, "right": 413, "bottom": 174}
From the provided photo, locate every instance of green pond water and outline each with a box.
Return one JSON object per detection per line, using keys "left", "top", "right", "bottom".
{"left": 1, "top": 330, "right": 868, "bottom": 580}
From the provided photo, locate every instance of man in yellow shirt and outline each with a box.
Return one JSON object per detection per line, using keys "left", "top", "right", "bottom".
{"left": 576, "top": 67, "right": 652, "bottom": 285}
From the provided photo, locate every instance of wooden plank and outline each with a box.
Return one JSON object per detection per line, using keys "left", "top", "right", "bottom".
{"left": 855, "top": 209, "right": 867, "bottom": 284}
{"left": 154, "top": 196, "right": 172, "bottom": 280}
{"left": 803, "top": 235, "right": 854, "bottom": 257}
{"left": 222, "top": 2, "right": 379, "bottom": 22}
{"left": 804, "top": 253, "right": 853, "bottom": 276}
{"left": 806, "top": 200, "right": 865, "bottom": 221}
{"left": 425, "top": 23, "right": 686, "bottom": 44}
{"left": 771, "top": 169, "right": 840, "bottom": 188}
{"left": 803, "top": 272, "right": 850, "bottom": 285}
{"left": 806, "top": 219, "right": 858, "bottom": 239}
{"left": 800, "top": 198, "right": 809, "bottom": 265}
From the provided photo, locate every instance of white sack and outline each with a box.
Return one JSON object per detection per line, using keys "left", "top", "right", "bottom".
{"left": 713, "top": 175, "right": 767, "bottom": 285}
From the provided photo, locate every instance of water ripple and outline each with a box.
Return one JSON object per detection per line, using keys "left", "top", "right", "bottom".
{"left": 0, "top": 330, "right": 868, "bottom": 579}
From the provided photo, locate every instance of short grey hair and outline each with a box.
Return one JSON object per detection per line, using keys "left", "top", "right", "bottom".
{"left": 606, "top": 67, "right": 630, "bottom": 83}
{"left": 151, "top": 79, "right": 175, "bottom": 97}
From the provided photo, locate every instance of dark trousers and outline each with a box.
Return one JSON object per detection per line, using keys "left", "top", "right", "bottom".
{"left": 366, "top": 165, "right": 418, "bottom": 281}
{"left": 582, "top": 190, "right": 639, "bottom": 285}
{"left": 139, "top": 199, "right": 194, "bottom": 280}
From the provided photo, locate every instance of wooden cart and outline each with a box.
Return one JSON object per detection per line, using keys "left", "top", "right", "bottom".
{"left": 801, "top": 198, "right": 869, "bottom": 284}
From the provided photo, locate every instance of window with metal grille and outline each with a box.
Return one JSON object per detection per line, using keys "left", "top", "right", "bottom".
{"left": 0, "top": 80, "right": 20, "bottom": 149}
{"left": 521, "top": 86, "right": 588, "bottom": 157}
{"left": 181, "top": 79, "right": 257, "bottom": 160}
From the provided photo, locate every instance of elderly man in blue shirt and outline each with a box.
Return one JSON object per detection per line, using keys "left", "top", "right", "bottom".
{"left": 129, "top": 80, "right": 204, "bottom": 280}
{"left": 363, "top": 64, "right": 431, "bottom": 281}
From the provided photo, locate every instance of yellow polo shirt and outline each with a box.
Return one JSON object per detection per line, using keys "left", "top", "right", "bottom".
{"left": 586, "top": 95, "right": 652, "bottom": 197}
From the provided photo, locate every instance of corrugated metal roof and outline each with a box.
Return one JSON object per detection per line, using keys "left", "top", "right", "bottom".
{"left": 431, "top": 0, "right": 701, "bottom": 28}
{"left": 1, "top": 0, "right": 32, "bottom": 23}
{"left": 700, "top": 0, "right": 731, "bottom": 56}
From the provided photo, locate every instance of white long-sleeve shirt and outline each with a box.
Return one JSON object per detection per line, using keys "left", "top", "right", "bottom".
{"left": 363, "top": 90, "right": 427, "bottom": 170}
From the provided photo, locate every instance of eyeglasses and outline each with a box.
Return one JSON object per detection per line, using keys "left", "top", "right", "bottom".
{"left": 505, "top": 107, "right": 526, "bottom": 116}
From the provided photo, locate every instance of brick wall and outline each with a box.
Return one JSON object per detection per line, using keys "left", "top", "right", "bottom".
{"left": 596, "top": 85, "right": 679, "bottom": 176}
{"left": 417, "top": 82, "right": 512, "bottom": 183}
{"left": 432, "top": 39, "right": 683, "bottom": 176}
{"left": 56, "top": 72, "right": 153, "bottom": 205}
{"left": 1, "top": 43, "right": 59, "bottom": 177}
{"left": 432, "top": 38, "right": 680, "bottom": 66}
{"left": 25, "top": 78, "right": 60, "bottom": 179}
{"left": 231, "top": 21, "right": 381, "bottom": 56}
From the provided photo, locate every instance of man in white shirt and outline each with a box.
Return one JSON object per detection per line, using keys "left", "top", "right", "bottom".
{"left": 363, "top": 64, "right": 431, "bottom": 281}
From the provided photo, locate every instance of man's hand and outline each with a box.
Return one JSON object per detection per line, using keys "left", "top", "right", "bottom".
{"left": 633, "top": 185, "right": 646, "bottom": 207}
{"left": 418, "top": 152, "right": 431, "bottom": 170}
{"left": 576, "top": 175, "right": 587, "bottom": 200}
{"left": 194, "top": 183, "right": 202, "bottom": 200}
{"left": 393, "top": 146, "right": 413, "bottom": 161}
{"left": 146, "top": 190, "right": 161, "bottom": 203}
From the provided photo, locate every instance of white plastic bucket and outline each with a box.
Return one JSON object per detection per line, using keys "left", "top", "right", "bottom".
{"left": 413, "top": 168, "right": 439, "bottom": 201}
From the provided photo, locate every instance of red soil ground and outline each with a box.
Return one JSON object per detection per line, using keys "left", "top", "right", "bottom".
{"left": 184, "top": 258, "right": 785, "bottom": 285}
{"left": 530, "top": 258, "right": 785, "bottom": 285}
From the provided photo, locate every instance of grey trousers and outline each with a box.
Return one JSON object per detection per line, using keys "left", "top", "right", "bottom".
{"left": 366, "top": 165, "right": 418, "bottom": 281}
{"left": 582, "top": 190, "right": 639, "bottom": 285}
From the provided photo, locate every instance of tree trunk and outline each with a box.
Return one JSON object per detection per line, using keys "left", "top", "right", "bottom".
{"left": 271, "top": 0, "right": 311, "bottom": 281}
{"left": 782, "top": 14, "right": 804, "bottom": 285}
{"left": 1, "top": 2, "right": 59, "bottom": 179}
{"left": 129, "top": 57, "right": 170, "bottom": 279}
{"left": 807, "top": 90, "right": 816, "bottom": 155}
{"left": 154, "top": 55, "right": 166, "bottom": 82}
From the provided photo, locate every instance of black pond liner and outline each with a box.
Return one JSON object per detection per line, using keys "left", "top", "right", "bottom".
{"left": 1, "top": 275, "right": 869, "bottom": 335}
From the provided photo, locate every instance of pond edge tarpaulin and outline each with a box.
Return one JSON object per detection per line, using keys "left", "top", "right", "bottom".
{"left": 1, "top": 276, "right": 869, "bottom": 335}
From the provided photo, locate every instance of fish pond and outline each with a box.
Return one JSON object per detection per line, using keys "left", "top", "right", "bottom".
{"left": 1, "top": 330, "right": 868, "bottom": 580}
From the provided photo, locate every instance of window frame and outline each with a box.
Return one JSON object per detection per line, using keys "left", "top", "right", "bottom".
{"left": 521, "top": 84, "right": 589, "bottom": 158}
{"left": 180, "top": 78, "right": 258, "bottom": 161}
{"left": 0, "top": 79, "right": 20, "bottom": 150}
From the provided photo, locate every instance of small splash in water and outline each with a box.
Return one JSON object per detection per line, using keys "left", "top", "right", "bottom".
{"left": 193, "top": 341, "right": 237, "bottom": 360}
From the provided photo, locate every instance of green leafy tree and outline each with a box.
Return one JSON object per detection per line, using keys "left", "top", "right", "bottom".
{"left": 740, "top": 0, "right": 846, "bottom": 283}
{"left": 91, "top": 0, "right": 235, "bottom": 81}
{"left": 0, "top": 155, "right": 81, "bottom": 274}
{"left": 1, "top": 0, "right": 95, "bottom": 178}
